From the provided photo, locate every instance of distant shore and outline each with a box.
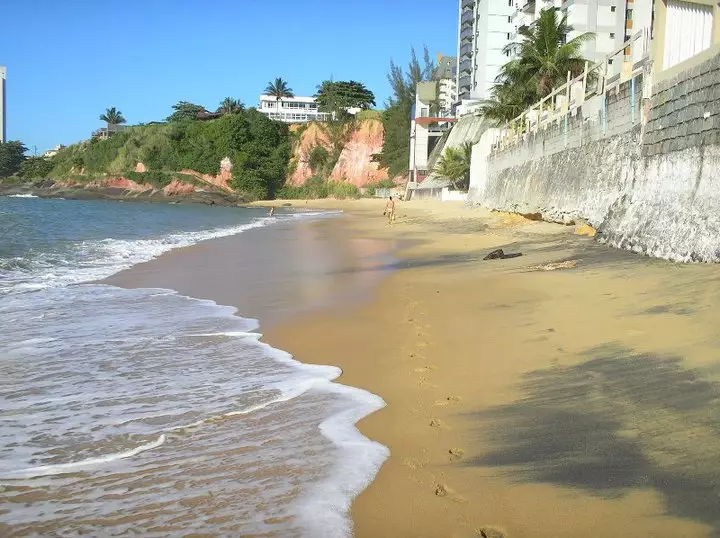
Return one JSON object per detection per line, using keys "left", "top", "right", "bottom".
{"left": 0, "top": 180, "right": 244, "bottom": 206}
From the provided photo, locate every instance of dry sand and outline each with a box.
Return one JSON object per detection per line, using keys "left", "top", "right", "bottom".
{"left": 262, "top": 199, "right": 720, "bottom": 538}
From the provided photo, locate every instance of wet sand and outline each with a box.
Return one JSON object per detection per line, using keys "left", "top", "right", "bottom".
{"left": 111, "top": 199, "right": 720, "bottom": 537}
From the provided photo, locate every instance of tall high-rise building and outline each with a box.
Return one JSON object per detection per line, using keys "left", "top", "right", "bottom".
{"left": 456, "top": 0, "right": 516, "bottom": 105}
{"left": 455, "top": 0, "right": 652, "bottom": 115}
{"left": 0, "top": 66, "right": 6, "bottom": 143}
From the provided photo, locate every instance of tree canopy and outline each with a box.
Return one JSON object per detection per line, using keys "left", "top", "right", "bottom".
{"left": 166, "top": 101, "right": 208, "bottom": 122}
{"left": 99, "top": 107, "right": 126, "bottom": 126}
{"left": 217, "top": 97, "right": 244, "bottom": 115}
{"left": 373, "top": 46, "right": 435, "bottom": 178}
{"left": 0, "top": 141, "right": 27, "bottom": 178}
{"left": 314, "top": 80, "right": 376, "bottom": 117}
{"left": 264, "top": 78, "right": 294, "bottom": 101}
{"left": 479, "top": 8, "right": 593, "bottom": 124}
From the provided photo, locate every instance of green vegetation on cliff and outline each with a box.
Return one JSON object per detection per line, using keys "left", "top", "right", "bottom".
{"left": 48, "top": 109, "right": 290, "bottom": 199}
{"left": 277, "top": 176, "right": 360, "bottom": 200}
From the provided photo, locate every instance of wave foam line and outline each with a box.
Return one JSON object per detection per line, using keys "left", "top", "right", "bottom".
{"left": 5, "top": 194, "right": 39, "bottom": 198}
{"left": 0, "top": 434, "right": 166, "bottom": 480}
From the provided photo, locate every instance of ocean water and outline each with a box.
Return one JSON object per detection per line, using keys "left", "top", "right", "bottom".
{"left": 0, "top": 197, "right": 388, "bottom": 537}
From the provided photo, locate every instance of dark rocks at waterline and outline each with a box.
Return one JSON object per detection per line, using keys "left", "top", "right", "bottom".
{"left": 0, "top": 181, "right": 246, "bottom": 207}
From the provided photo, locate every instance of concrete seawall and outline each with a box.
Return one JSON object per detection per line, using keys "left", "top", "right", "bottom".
{"left": 470, "top": 51, "right": 720, "bottom": 262}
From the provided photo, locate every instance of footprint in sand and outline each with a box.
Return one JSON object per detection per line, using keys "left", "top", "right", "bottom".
{"left": 434, "top": 396, "right": 461, "bottom": 407}
{"left": 448, "top": 448, "right": 465, "bottom": 461}
{"left": 434, "top": 483, "right": 467, "bottom": 503}
{"left": 429, "top": 418, "right": 442, "bottom": 428}
{"left": 418, "top": 377, "right": 437, "bottom": 388}
{"left": 414, "top": 365, "right": 435, "bottom": 373}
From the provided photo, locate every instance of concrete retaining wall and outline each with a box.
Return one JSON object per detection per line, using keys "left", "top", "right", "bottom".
{"left": 470, "top": 52, "right": 720, "bottom": 262}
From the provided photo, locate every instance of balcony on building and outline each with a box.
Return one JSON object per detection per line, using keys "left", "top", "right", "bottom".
{"left": 414, "top": 82, "right": 458, "bottom": 127}
{"left": 461, "top": 0, "right": 474, "bottom": 9}
{"left": 459, "top": 58, "right": 472, "bottom": 73}
{"left": 520, "top": 0, "right": 536, "bottom": 12}
{"left": 459, "top": 43, "right": 472, "bottom": 57}
{"left": 257, "top": 95, "right": 332, "bottom": 123}
{"left": 461, "top": 26, "right": 474, "bottom": 42}
{"left": 461, "top": 10, "right": 474, "bottom": 26}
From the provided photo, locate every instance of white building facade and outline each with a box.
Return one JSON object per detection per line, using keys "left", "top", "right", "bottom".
{"left": 456, "top": 0, "right": 516, "bottom": 106}
{"left": 565, "top": 0, "right": 653, "bottom": 67}
{"left": 257, "top": 95, "right": 331, "bottom": 123}
{"left": 455, "top": 0, "right": 653, "bottom": 116}
{"left": 435, "top": 55, "right": 458, "bottom": 116}
{"left": 0, "top": 66, "right": 6, "bottom": 143}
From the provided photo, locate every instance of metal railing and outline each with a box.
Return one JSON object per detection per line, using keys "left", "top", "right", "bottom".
{"left": 490, "top": 30, "right": 650, "bottom": 153}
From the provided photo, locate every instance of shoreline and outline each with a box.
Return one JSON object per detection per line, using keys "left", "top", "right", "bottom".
{"left": 99, "top": 197, "right": 720, "bottom": 536}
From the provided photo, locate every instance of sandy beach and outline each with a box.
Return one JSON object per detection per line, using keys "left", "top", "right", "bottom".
{"left": 108, "top": 198, "right": 720, "bottom": 537}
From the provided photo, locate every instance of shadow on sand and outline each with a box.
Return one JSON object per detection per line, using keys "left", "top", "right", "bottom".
{"left": 466, "top": 344, "right": 720, "bottom": 534}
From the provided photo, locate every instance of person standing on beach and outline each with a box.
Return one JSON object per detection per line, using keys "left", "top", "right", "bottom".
{"left": 383, "top": 196, "right": 396, "bottom": 225}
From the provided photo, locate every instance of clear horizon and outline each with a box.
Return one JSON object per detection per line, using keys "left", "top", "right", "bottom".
{"left": 2, "top": 0, "right": 457, "bottom": 153}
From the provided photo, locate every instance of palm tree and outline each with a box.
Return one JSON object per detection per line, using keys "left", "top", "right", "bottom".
{"left": 99, "top": 107, "right": 126, "bottom": 128}
{"left": 217, "top": 97, "right": 244, "bottom": 115}
{"left": 434, "top": 145, "right": 471, "bottom": 191}
{"left": 479, "top": 8, "right": 593, "bottom": 124}
{"left": 264, "top": 78, "right": 294, "bottom": 119}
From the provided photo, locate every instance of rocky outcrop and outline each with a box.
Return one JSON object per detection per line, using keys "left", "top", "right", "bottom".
{"left": 90, "top": 177, "right": 153, "bottom": 192}
{"left": 329, "top": 119, "right": 388, "bottom": 186}
{"left": 287, "top": 123, "right": 332, "bottom": 185}
{"left": 180, "top": 157, "right": 233, "bottom": 191}
{"left": 0, "top": 180, "right": 244, "bottom": 206}
{"left": 288, "top": 119, "right": 389, "bottom": 187}
{"left": 163, "top": 179, "right": 196, "bottom": 195}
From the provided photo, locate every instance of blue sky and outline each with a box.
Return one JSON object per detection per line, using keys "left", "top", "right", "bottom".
{"left": 2, "top": 0, "right": 457, "bottom": 153}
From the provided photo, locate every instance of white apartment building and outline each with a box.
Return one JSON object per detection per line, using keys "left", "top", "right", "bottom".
{"left": 565, "top": 0, "right": 653, "bottom": 67}
{"left": 456, "top": 0, "right": 516, "bottom": 105}
{"left": 435, "top": 55, "right": 458, "bottom": 115}
{"left": 455, "top": 0, "right": 653, "bottom": 116}
{"left": 257, "top": 95, "right": 331, "bottom": 123}
{"left": 0, "top": 66, "right": 6, "bottom": 143}
{"left": 408, "top": 81, "right": 457, "bottom": 181}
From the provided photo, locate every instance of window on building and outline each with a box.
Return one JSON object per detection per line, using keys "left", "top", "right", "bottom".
{"left": 508, "top": 0, "right": 512, "bottom": 6}
{"left": 609, "top": 59, "right": 614, "bottom": 65}
{"left": 507, "top": 16, "right": 511, "bottom": 22}
{"left": 507, "top": 32, "right": 511, "bottom": 39}
{"left": 610, "top": 32, "right": 615, "bottom": 38}
{"left": 626, "top": 8, "right": 633, "bottom": 19}
{"left": 610, "top": 5, "right": 616, "bottom": 11}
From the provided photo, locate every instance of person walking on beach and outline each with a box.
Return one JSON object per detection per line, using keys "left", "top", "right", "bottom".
{"left": 268, "top": 207, "right": 275, "bottom": 217}
{"left": 383, "top": 196, "right": 396, "bottom": 225}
